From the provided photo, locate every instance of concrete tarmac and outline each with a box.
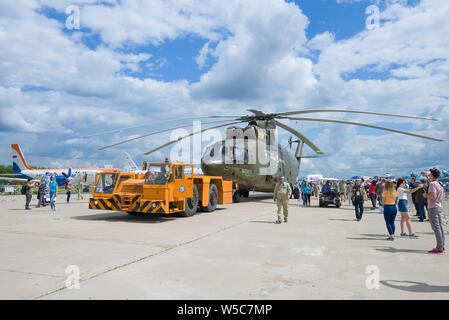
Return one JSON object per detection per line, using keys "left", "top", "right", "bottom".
{"left": 0, "top": 193, "right": 448, "bottom": 300}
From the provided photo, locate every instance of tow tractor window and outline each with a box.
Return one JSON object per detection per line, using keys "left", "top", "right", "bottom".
{"left": 145, "top": 164, "right": 171, "bottom": 185}
{"left": 175, "top": 166, "right": 184, "bottom": 179}
{"left": 95, "top": 173, "right": 118, "bottom": 193}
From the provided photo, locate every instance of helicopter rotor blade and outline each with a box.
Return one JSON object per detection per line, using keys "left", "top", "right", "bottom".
{"left": 83, "top": 115, "right": 240, "bottom": 139}
{"left": 247, "top": 109, "right": 266, "bottom": 116}
{"left": 277, "top": 109, "right": 436, "bottom": 121}
{"left": 144, "top": 121, "right": 245, "bottom": 155}
{"left": 285, "top": 117, "right": 444, "bottom": 142}
{"left": 274, "top": 120, "right": 324, "bottom": 154}
{"left": 98, "top": 119, "right": 238, "bottom": 150}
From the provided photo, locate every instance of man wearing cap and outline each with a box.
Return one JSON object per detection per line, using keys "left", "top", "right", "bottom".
{"left": 274, "top": 176, "right": 292, "bottom": 224}
{"left": 409, "top": 177, "right": 420, "bottom": 216}
{"left": 352, "top": 178, "right": 368, "bottom": 221}
{"left": 25, "top": 178, "right": 36, "bottom": 210}
{"left": 423, "top": 168, "right": 445, "bottom": 253}
{"left": 414, "top": 176, "right": 428, "bottom": 222}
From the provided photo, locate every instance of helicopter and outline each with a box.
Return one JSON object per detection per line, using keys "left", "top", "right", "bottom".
{"left": 86, "top": 108, "right": 444, "bottom": 202}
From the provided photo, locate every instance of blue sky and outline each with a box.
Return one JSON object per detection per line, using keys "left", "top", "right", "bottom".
{"left": 0, "top": 0, "right": 448, "bottom": 178}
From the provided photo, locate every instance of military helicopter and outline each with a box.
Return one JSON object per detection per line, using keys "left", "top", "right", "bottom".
{"left": 87, "top": 108, "right": 443, "bottom": 202}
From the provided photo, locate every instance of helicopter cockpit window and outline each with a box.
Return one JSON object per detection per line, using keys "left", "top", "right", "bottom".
{"left": 95, "top": 173, "right": 118, "bottom": 193}
{"left": 145, "top": 164, "right": 171, "bottom": 185}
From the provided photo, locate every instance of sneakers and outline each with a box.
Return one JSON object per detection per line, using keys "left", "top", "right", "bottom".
{"left": 409, "top": 234, "right": 419, "bottom": 238}
{"left": 284, "top": 218, "right": 288, "bottom": 223}
{"left": 387, "top": 237, "right": 394, "bottom": 241}
{"left": 400, "top": 233, "right": 407, "bottom": 236}
{"left": 275, "top": 219, "right": 282, "bottom": 224}
{"left": 428, "top": 248, "right": 444, "bottom": 254}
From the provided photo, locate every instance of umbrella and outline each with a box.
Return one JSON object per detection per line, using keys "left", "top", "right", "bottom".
{"left": 351, "top": 176, "right": 361, "bottom": 180}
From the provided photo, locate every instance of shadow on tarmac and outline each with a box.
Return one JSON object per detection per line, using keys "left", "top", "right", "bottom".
{"left": 346, "top": 233, "right": 391, "bottom": 241}
{"left": 249, "top": 220, "right": 276, "bottom": 224}
{"left": 72, "top": 212, "right": 178, "bottom": 224}
{"left": 72, "top": 206, "right": 231, "bottom": 224}
{"left": 374, "top": 247, "right": 428, "bottom": 254}
{"left": 381, "top": 280, "right": 449, "bottom": 293}
{"left": 240, "top": 194, "right": 273, "bottom": 203}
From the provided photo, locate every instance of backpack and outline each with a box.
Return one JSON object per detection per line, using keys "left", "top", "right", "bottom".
{"left": 21, "top": 185, "right": 27, "bottom": 195}
{"left": 353, "top": 185, "right": 364, "bottom": 203}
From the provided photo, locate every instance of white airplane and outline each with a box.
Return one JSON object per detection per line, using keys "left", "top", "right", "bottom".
{"left": 0, "top": 144, "right": 120, "bottom": 186}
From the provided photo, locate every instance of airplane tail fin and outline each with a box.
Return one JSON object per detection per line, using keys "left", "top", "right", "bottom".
{"left": 11, "top": 144, "right": 33, "bottom": 174}
{"left": 123, "top": 152, "right": 139, "bottom": 172}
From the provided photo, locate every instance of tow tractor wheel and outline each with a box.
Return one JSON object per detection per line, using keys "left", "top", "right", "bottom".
{"left": 201, "top": 183, "right": 218, "bottom": 212}
{"left": 182, "top": 184, "right": 199, "bottom": 217}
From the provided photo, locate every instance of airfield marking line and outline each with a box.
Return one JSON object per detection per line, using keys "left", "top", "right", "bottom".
{"left": 34, "top": 209, "right": 277, "bottom": 300}
{"left": 0, "top": 269, "right": 63, "bottom": 279}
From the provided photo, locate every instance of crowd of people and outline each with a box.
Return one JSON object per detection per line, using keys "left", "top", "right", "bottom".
{"left": 277, "top": 168, "right": 446, "bottom": 254}
{"left": 23, "top": 173, "right": 76, "bottom": 212}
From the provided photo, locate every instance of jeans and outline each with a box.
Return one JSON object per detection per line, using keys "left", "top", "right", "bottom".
{"left": 25, "top": 194, "right": 32, "bottom": 209}
{"left": 50, "top": 192, "right": 56, "bottom": 210}
{"left": 304, "top": 194, "right": 311, "bottom": 206}
{"left": 377, "top": 195, "right": 383, "bottom": 207}
{"left": 67, "top": 191, "right": 71, "bottom": 203}
{"left": 370, "top": 194, "right": 377, "bottom": 207}
{"left": 417, "top": 202, "right": 426, "bottom": 221}
{"left": 412, "top": 200, "right": 419, "bottom": 215}
{"left": 354, "top": 201, "right": 364, "bottom": 220}
{"left": 383, "top": 204, "right": 397, "bottom": 236}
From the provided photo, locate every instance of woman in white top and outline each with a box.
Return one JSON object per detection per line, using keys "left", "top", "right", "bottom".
{"left": 396, "top": 178, "right": 422, "bottom": 238}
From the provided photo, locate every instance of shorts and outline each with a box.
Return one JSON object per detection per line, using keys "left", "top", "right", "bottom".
{"left": 398, "top": 199, "right": 408, "bottom": 212}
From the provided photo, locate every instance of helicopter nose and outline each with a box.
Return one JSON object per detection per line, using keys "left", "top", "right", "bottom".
{"left": 201, "top": 158, "right": 224, "bottom": 176}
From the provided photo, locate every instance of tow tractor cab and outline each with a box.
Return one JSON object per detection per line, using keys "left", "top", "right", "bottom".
{"left": 89, "top": 159, "right": 233, "bottom": 217}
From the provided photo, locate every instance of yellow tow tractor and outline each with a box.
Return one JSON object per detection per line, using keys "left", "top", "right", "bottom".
{"left": 89, "top": 159, "right": 233, "bottom": 216}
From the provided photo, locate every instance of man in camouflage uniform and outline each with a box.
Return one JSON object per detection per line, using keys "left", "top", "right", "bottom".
{"left": 274, "top": 176, "right": 292, "bottom": 224}
{"left": 339, "top": 180, "right": 346, "bottom": 201}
